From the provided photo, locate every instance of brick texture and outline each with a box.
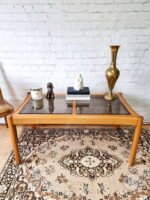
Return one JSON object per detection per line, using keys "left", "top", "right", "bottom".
{"left": 0, "top": 0, "right": 149, "bottom": 122}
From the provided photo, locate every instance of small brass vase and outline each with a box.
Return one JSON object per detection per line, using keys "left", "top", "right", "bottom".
{"left": 104, "top": 45, "right": 120, "bottom": 101}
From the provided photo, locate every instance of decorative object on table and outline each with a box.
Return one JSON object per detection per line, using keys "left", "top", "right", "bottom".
{"left": 30, "top": 87, "right": 43, "bottom": 100}
{"left": 74, "top": 73, "right": 84, "bottom": 91}
{"left": 66, "top": 87, "right": 90, "bottom": 100}
{"left": 48, "top": 99, "right": 54, "bottom": 113}
{"left": 32, "top": 99, "right": 44, "bottom": 110}
{"left": 46, "top": 82, "right": 55, "bottom": 99}
{"left": 104, "top": 45, "right": 120, "bottom": 101}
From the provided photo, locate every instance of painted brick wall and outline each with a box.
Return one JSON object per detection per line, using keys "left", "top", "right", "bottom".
{"left": 0, "top": 0, "right": 149, "bottom": 122}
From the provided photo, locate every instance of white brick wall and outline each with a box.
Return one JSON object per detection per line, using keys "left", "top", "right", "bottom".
{"left": 0, "top": 0, "right": 150, "bottom": 122}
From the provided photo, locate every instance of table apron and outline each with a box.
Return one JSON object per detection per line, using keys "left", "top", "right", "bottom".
{"left": 12, "top": 115, "right": 139, "bottom": 126}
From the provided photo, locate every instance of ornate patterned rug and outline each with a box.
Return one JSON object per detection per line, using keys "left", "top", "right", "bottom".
{"left": 0, "top": 128, "right": 150, "bottom": 200}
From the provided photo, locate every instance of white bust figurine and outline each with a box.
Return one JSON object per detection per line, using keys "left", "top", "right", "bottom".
{"left": 74, "top": 74, "right": 84, "bottom": 91}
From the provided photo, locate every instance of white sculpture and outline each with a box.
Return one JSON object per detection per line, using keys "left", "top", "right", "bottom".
{"left": 74, "top": 74, "right": 84, "bottom": 91}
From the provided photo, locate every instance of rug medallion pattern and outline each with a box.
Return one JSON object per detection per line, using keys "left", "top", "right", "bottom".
{"left": 0, "top": 128, "right": 150, "bottom": 200}
{"left": 58, "top": 146, "right": 122, "bottom": 180}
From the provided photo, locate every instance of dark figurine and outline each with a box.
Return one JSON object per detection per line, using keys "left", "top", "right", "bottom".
{"left": 46, "top": 82, "right": 55, "bottom": 99}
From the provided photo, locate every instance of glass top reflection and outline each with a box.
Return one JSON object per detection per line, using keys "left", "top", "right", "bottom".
{"left": 19, "top": 96, "right": 72, "bottom": 114}
{"left": 19, "top": 95, "right": 130, "bottom": 115}
{"left": 76, "top": 95, "right": 129, "bottom": 115}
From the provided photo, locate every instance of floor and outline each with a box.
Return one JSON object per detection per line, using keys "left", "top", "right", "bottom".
{"left": 0, "top": 124, "right": 97, "bottom": 172}
{"left": 0, "top": 125, "right": 22, "bottom": 172}
{"left": 0, "top": 124, "right": 149, "bottom": 173}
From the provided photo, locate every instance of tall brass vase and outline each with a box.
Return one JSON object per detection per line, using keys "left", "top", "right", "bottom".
{"left": 104, "top": 45, "right": 120, "bottom": 101}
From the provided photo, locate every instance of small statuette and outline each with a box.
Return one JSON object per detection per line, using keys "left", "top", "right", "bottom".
{"left": 46, "top": 82, "right": 55, "bottom": 99}
{"left": 74, "top": 74, "right": 84, "bottom": 91}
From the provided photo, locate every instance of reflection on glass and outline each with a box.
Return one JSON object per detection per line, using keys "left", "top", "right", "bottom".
{"left": 76, "top": 106, "right": 82, "bottom": 114}
{"left": 48, "top": 99, "right": 55, "bottom": 113}
{"left": 32, "top": 99, "right": 44, "bottom": 110}
{"left": 76, "top": 96, "right": 129, "bottom": 115}
{"left": 19, "top": 95, "right": 129, "bottom": 115}
{"left": 104, "top": 99, "right": 121, "bottom": 114}
{"left": 104, "top": 101, "right": 112, "bottom": 114}
{"left": 20, "top": 96, "right": 72, "bottom": 114}
{"left": 76, "top": 101, "right": 90, "bottom": 114}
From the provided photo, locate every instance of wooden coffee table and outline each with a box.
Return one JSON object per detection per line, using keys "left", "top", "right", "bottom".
{"left": 7, "top": 93, "right": 143, "bottom": 166}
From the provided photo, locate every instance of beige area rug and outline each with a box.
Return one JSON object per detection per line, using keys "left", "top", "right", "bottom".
{"left": 0, "top": 128, "right": 150, "bottom": 200}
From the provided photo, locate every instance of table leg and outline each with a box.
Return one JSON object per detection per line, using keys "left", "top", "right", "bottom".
{"left": 129, "top": 117, "right": 143, "bottom": 166}
{"left": 113, "top": 125, "right": 120, "bottom": 131}
{"left": 31, "top": 124, "right": 36, "bottom": 129}
{"left": 7, "top": 115, "right": 21, "bottom": 164}
{"left": 13, "top": 125, "right": 18, "bottom": 143}
{"left": 4, "top": 116, "right": 8, "bottom": 128}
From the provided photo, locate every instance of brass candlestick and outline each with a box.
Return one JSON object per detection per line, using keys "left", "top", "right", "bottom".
{"left": 104, "top": 45, "right": 120, "bottom": 101}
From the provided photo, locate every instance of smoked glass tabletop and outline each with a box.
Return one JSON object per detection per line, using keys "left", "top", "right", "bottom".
{"left": 19, "top": 95, "right": 130, "bottom": 115}
{"left": 76, "top": 95, "right": 129, "bottom": 115}
{"left": 19, "top": 96, "right": 72, "bottom": 114}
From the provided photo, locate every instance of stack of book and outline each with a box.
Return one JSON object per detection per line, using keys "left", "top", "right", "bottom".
{"left": 66, "top": 87, "right": 90, "bottom": 100}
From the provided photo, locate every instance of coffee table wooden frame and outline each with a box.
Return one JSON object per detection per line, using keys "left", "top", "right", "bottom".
{"left": 7, "top": 92, "right": 143, "bottom": 166}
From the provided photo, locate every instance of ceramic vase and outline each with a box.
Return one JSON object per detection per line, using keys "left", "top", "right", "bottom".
{"left": 104, "top": 45, "right": 120, "bottom": 101}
